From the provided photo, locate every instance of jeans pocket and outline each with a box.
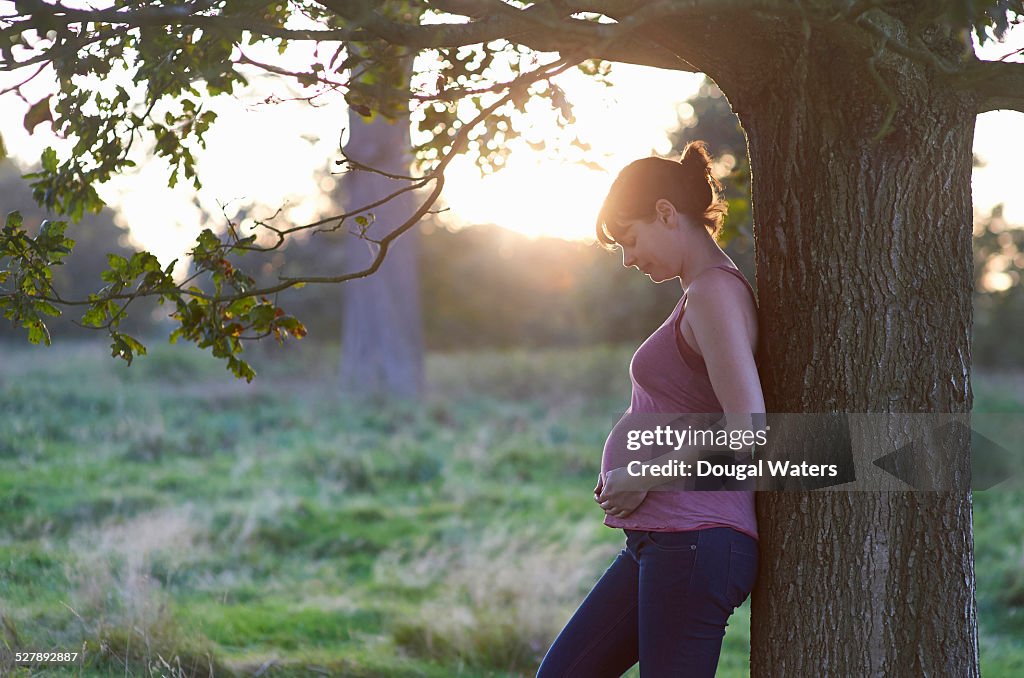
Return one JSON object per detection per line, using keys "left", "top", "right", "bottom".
{"left": 646, "top": 530, "right": 700, "bottom": 552}
{"left": 725, "top": 545, "right": 758, "bottom": 609}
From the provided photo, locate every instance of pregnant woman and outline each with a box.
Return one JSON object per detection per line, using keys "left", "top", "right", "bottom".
{"left": 537, "top": 142, "right": 763, "bottom": 677}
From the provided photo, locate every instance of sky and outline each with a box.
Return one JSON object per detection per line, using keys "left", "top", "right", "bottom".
{"left": 1, "top": 9, "right": 1022, "bottom": 279}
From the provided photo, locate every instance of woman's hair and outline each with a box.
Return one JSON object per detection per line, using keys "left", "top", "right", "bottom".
{"left": 595, "top": 140, "right": 727, "bottom": 248}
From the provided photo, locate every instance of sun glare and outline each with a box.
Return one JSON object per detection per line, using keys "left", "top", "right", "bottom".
{"left": 440, "top": 154, "right": 607, "bottom": 240}
{"left": 435, "top": 63, "right": 706, "bottom": 241}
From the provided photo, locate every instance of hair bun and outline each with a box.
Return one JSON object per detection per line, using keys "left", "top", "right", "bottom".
{"left": 679, "top": 140, "right": 722, "bottom": 192}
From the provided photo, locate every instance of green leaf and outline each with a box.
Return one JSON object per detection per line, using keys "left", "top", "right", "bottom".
{"left": 247, "top": 303, "right": 276, "bottom": 331}
{"left": 38, "top": 219, "right": 67, "bottom": 240}
{"left": 106, "top": 253, "right": 129, "bottom": 273}
{"left": 227, "top": 355, "right": 256, "bottom": 383}
{"left": 196, "top": 229, "right": 220, "bottom": 255}
{"left": 81, "top": 304, "right": 108, "bottom": 327}
{"left": 40, "top": 147, "right": 58, "bottom": 173}
{"left": 4, "top": 211, "right": 24, "bottom": 232}
{"left": 26, "top": 320, "right": 51, "bottom": 346}
{"left": 23, "top": 96, "right": 53, "bottom": 133}
{"left": 110, "top": 331, "right": 147, "bottom": 365}
{"left": 130, "top": 251, "right": 162, "bottom": 274}
{"left": 35, "top": 300, "right": 61, "bottom": 317}
{"left": 226, "top": 296, "right": 256, "bottom": 317}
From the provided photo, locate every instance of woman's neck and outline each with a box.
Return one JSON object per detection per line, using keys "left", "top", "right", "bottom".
{"left": 678, "top": 246, "right": 735, "bottom": 291}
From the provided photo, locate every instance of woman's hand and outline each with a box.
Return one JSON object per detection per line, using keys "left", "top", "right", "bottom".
{"left": 596, "top": 467, "right": 648, "bottom": 519}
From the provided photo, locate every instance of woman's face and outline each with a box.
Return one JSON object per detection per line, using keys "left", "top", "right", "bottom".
{"left": 613, "top": 215, "right": 684, "bottom": 283}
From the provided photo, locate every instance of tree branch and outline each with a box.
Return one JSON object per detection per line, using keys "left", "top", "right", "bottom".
{"left": 852, "top": 9, "right": 959, "bottom": 75}
{"left": 17, "top": 50, "right": 585, "bottom": 310}
{"left": 319, "top": 0, "right": 700, "bottom": 69}
{"left": 9, "top": 0, "right": 373, "bottom": 43}
{"left": 952, "top": 59, "right": 1024, "bottom": 114}
{"left": 316, "top": 0, "right": 622, "bottom": 46}
{"left": 7, "top": 0, "right": 692, "bottom": 71}
{"left": 425, "top": 0, "right": 648, "bottom": 24}
{"left": 426, "top": 0, "right": 511, "bottom": 19}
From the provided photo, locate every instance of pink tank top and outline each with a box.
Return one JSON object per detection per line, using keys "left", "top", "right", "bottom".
{"left": 601, "top": 265, "right": 759, "bottom": 540}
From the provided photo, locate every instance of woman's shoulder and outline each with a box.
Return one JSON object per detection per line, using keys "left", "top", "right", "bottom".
{"left": 683, "top": 266, "right": 759, "bottom": 344}
{"left": 687, "top": 265, "right": 753, "bottom": 302}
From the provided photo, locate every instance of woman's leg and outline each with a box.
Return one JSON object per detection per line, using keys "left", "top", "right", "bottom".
{"left": 536, "top": 536, "right": 642, "bottom": 678}
{"left": 636, "top": 528, "right": 758, "bottom": 677}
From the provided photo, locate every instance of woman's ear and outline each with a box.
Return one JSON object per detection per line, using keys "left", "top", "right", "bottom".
{"left": 654, "top": 198, "right": 677, "bottom": 224}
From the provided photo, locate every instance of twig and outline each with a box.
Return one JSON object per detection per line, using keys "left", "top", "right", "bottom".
{"left": 0, "top": 62, "right": 48, "bottom": 96}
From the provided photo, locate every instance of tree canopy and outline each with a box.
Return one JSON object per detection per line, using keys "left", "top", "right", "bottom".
{"left": 1, "top": 0, "right": 1022, "bottom": 379}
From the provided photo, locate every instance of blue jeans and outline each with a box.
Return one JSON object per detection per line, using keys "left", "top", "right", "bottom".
{"left": 537, "top": 527, "right": 758, "bottom": 677}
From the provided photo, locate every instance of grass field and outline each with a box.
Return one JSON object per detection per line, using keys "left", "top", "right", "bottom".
{"left": 1, "top": 340, "right": 1022, "bottom": 677}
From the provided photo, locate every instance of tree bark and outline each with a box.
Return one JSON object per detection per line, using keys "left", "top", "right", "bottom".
{"left": 337, "top": 108, "right": 424, "bottom": 400}
{"left": 714, "top": 28, "right": 980, "bottom": 677}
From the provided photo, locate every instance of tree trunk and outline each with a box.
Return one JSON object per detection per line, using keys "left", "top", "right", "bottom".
{"left": 337, "top": 108, "right": 424, "bottom": 400}
{"left": 725, "top": 34, "right": 979, "bottom": 676}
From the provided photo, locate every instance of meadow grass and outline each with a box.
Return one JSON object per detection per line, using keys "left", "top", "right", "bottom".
{"left": 0, "top": 340, "right": 1020, "bottom": 677}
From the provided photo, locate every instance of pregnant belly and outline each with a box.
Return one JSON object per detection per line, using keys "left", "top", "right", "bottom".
{"left": 600, "top": 411, "right": 705, "bottom": 474}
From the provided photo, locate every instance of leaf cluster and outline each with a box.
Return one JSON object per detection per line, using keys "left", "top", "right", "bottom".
{"left": 1, "top": 209, "right": 307, "bottom": 382}
{"left": 0, "top": 211, "right": 71, "bottom": 345}
{"left": 958, "top": 0, "right": 1023, "bottom": 43}
{"left": 169, "top": 227, "right": 308, "bottom": 382}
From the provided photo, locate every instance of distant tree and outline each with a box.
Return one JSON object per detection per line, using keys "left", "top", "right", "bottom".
{"left": 973, "top": 204, "right": 1024, "bottom": 366}
{"left": 336, "top": 38, "right": 424, "bottom": 399}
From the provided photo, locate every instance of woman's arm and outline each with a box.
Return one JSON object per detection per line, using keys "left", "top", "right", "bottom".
{"left": 686, "top": 269, "right": 765, "bottom": 431}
